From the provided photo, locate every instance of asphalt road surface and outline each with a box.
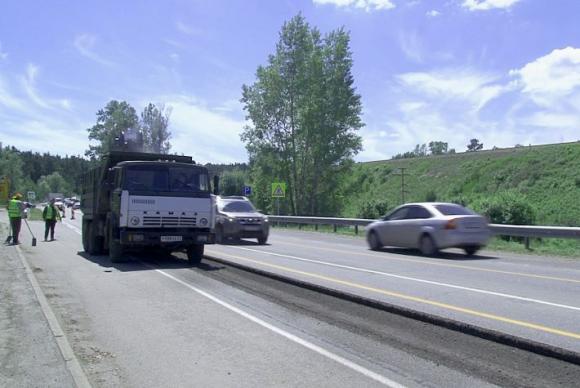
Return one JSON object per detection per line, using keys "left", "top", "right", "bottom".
{"left": 4, "top": 213, "right": 580, "bottom": 387}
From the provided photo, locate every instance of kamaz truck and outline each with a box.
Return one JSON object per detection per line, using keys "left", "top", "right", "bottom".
{"left": 81, "top": 151, "right": 216, "bottom": 264}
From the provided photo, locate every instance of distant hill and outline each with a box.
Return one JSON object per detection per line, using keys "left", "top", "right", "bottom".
{"left": 341, "top": 142, "right": 580, "bottom": 227}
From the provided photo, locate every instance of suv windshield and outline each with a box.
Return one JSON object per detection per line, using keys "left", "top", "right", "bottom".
{"left": 219, "top": 201, "right": 255, "bottom": 213}
{"left": 124, "top": 165, "right": 209, "bottom": 192}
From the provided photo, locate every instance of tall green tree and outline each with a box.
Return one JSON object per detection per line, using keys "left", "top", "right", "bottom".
{"left": 241, "top": 14, "right": 363, "bottom": 215}
{"left": 428, "top": 141, "right": 448, "bottom": 155}
{"left": 0, "top": 148, "right": 25, "bottom": 195}
{"left": 140, "top": 103, "right": 172, "bottom": 153}
{"left": 86, "top": 100, "right": 139, "bottom": 159}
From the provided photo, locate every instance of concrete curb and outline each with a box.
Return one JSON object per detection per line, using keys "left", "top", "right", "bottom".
{"left": 204, "top": 254, "right": 580, "bottom": 366}
{"left": 15, "top": 246, "right": 92, "bottom": 388}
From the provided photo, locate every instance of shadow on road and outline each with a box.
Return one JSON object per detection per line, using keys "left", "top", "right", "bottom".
{"left": 217, "top": 239, "right": 271, "bottom": 247}
{"left": 76, "top": 251, "right": 226, "bottom": 272}
{"left": 375, "top": 247, "right": 498, "bottom": 261}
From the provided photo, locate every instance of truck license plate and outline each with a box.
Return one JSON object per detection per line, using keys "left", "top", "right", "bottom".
{"left": 161, "top": 236, "right": 182, "bottom": 242}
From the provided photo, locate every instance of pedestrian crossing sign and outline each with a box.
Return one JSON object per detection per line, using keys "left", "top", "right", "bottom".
{"left": 271, "top": 182, "right": 286, "bottom": 198}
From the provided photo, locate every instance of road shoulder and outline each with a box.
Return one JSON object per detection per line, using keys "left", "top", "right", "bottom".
{"left": 0, "top": 221, "right": 80, "bottom": 387}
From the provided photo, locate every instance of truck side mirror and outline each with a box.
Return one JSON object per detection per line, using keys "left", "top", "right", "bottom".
{"left": 213, "top": 175, "right": 220, "bottom": 195}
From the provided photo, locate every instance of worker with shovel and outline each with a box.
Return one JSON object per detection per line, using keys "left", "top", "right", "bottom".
{"left": 42, "top": 198, "right": 62, "bottom": 241}
{"left": 6, "top": 193, "right": 24, "bottom": 245}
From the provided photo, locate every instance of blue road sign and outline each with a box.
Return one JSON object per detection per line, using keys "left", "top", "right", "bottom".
{"left": 243, "top": 185, "right": 252, "bottom": 196}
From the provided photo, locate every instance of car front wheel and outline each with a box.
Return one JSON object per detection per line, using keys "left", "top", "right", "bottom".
{"left": 420, "top": 235, "right": 438, "bottom": 256}
{"left": 367, "top": 231, "right": 382, "bottom": 251}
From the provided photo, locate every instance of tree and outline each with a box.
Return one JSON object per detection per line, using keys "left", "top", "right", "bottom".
{"left": 428, "top": 141, "right": 448, "bottom": 155}
{"left": 220, "top": 169, "right": 248, "bottom": 196}
{"left": 36, "top": 172, "right": 71, "bottom": 199}
{"left": 140, "top": 103, "right": 172, "bottom": 153}
{"left": 466, "top": 138, "right": 483, "bottom": 152}
{"left": 0, "top": 148, "right": 24, "bottom": 195}
{"left": 86, "top": 100, "right": 139, "bottom": 159}
{"left": 241, "top": 14, "right": 363, "bottom": 215}
{"left": 413, "top": 143, "right": 427, "bottom": 157}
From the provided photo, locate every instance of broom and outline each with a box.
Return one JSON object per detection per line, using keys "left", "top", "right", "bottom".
{"left": 23, "top": 218, "right": 37, "bottom": 246}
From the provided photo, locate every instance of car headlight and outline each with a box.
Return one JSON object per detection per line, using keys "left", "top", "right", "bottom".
{"left": 130, "top": 216, "right": 140, "bottom": 226}
{"left": 199, "top": 218, "right": 208, "bottom": 226}
{"left": 228, "top": 217, "right": 235, "bottom": 222}
{"left": 263, "top": 216, "right": 269, "bottom": 223}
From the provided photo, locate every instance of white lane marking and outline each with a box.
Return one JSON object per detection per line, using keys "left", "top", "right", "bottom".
{"left": 217, "top": 246, "right": 580, "bottom": 313}
{"left": 63, "top": 220, "right": 82, "bottom": 235}
{"left": 153, "top": 268, "right": 404, "bottom": 388}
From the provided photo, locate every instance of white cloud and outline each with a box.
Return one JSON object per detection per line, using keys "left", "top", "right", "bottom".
{"left": 176, "top": 21, "right": 204, "bottom": 36}
{"left": 359, "top": 47, "right": 580, "bottom": 160}
{"left": 155, "top": 95, "right": 247, "bottom": 163}
{"left": 0, "top": 41, "right": 7, "bottom": 60}
{"left": 398, "top": 31, "right": 423, "bottom": 63}
{"left": 509, "top": 47, "right": 580, "bottom": 108}
{"left": 73, "top": 34, "right": 115, "bottom": 67}
{"left": 0, "top": 67, "right": 85, "bottom": 155}
{"left": 462, "top": 0, "right": 521, "bottom": 11}
{"left": 397, "top": 69, "right": 507, "bottom": 111}
{"left": 426, "top": 10, "right": 441, "bottom": 17}
{"left": 313, "top": 0, "right": 396, "bottom": 12}
{"left": 22, "top": 64, "right": 50, "bottom": 109}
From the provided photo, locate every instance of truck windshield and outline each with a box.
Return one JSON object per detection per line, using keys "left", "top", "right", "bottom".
{"left": 124, "top": 165, "right": 209, "bottom": 193}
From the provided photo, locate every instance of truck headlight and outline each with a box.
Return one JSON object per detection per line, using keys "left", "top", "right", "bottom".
{"left": 130, "top": 216, "right": 140, "bottom": 226}
{"left": 200, "top": 218, "right": 208, "bottom": 226}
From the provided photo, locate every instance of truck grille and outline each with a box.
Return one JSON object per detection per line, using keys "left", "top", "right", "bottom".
{"left": 142, "top": 216, "right": 197, "bottom": 227}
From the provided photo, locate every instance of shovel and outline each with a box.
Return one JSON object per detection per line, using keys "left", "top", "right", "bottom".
{"left": 23, "top": 218, "right": 37, "bottom": 247}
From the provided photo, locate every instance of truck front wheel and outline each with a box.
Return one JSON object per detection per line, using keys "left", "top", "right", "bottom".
{"left": 186, "top": 244, "right": 204, "bottom": 265}
{"left": 108, "top": 227, "right": 124, "bottom": 263}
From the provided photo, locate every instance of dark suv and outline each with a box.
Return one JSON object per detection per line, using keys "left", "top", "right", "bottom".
{"left": 215, "top": 196, "right": 269, "bottom": 244}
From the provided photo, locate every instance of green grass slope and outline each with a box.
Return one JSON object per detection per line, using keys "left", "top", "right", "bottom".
{"left": 341, "top": 142, "right": 580, "bottom": 227}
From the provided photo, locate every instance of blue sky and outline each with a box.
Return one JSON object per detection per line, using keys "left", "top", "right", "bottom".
{"left": 1, "top": 0, "right": 579, "bottom": 163}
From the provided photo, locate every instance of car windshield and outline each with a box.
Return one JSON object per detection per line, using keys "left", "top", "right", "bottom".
{"left": 219, "top": 201, "right": 255, "bottom": 213}
{"left": 435, "top": 204, "right": 475, "bottom": 216}
{"left": 124, "top": 165, "right": 209, "bottom": 192}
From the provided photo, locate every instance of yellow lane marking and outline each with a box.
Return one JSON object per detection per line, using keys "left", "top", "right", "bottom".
{"left": 274, "top": 239, "right": 580, "bottom": 284}
{"left": 208, "top": 250, "right": 580, "bottom": 341}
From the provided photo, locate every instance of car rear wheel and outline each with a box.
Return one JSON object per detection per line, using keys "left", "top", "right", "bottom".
{"left": 420, "top": 235, "right": 437, "bottom": 256}
{"left": 464, "top": 246, "right": 479, "bottom": 257}
{"left": 368, "top": 231, "right": 382, "bottom": 251}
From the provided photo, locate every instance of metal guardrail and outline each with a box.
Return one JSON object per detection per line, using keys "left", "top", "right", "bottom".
{"left": 268, "top": 215, "right": 580, "bottom": 241}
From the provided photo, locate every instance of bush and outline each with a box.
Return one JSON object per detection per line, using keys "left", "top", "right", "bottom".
{"left": 472, "top": 191, "right": 536, "bottom": 225}
{"left": 424, "top": 190, "right": 437, "bottom": 202}
{"left": 357, "top": 199, "right": 390, "bottom": 219}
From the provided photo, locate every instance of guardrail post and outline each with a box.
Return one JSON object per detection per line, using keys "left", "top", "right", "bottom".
{"left": 315, "top": 224, "right": 318, "bottom": 231}
{"left": 525, "top": 237, "right": 530, "bottom": 250}
{"left": 333, "top": 224, "right": 337, "bottom": 233}
{"left": 298, "top": 224, "right": 302, "bottom": 230}
{"left": 354, "top": 225, "right": 358, "bottom": 235}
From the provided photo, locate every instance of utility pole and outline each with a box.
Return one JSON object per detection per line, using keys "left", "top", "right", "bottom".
{"left": 394, "top": 167, "right": 409, "bottom": 204}
{"left": 400, "top": 167, "right": 406, "bottom": 203}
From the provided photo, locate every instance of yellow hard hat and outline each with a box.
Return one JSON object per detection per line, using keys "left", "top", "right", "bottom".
{"left": 13, "top": 192, "right": 23, "bottom": 199}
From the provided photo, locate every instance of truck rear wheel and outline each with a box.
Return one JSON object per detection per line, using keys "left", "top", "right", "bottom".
{"left": 87, "top": 222, "right": 103, "bottom": 255}
{"left": 186, "top": 244, "right": 204, "bottom": 265}
{"left": 82, "top": 220, "right": 89, "bottom": 252}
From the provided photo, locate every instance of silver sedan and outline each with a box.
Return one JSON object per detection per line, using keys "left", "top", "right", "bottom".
{"left": 365, "top": 203, "right": 491, "bottom": 256}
